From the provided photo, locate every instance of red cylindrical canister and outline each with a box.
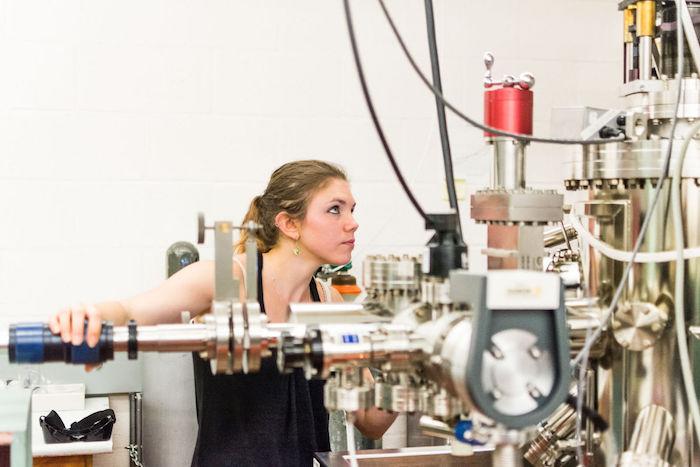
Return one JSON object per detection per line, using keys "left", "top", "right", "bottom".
{"left": 483, "top": 87, "right": 533, "bottom": 138}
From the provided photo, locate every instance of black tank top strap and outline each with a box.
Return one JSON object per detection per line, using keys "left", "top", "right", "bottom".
{"left": 257, "top": 250, "right": 266, "bottom": 313}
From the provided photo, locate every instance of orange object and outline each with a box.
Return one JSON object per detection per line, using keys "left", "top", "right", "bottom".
{"left": 332, "top": 284, "right": 362, "bottom": 296}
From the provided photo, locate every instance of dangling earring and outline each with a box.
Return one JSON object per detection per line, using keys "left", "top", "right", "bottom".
{"left": 293, "top": 240, "right": 301, "bottom": 256}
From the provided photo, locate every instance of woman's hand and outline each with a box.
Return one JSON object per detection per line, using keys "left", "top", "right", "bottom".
{"left": 49, "top": 303, "right": 103, "bottom": 348}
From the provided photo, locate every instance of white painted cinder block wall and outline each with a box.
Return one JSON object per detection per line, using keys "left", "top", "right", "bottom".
{"left": 0, "top": 0, "right": 620, "bottom": 465}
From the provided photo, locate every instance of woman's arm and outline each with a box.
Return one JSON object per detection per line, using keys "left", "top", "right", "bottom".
{"left": 50, "top": 260, "right": 216, "bottom": 347}
{"left": 325, "top": 287, "right": 398, "bottom": 440}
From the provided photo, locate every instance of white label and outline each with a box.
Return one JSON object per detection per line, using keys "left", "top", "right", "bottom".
{"left": 486, "top": 270, "right": 560, "bottom": 310}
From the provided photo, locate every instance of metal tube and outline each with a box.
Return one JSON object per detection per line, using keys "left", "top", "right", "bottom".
{"left": 544, "top": 225, "right": 578, "bottom": 249}
{"left": 288, "top": 303, "right": 380, "bottom": 324}
{"left": 628, "top": 405, "right": 674, "bottom": 459}
{"left": 113, "top": 324, "right": 211, "bottom": 353}
{"left": 624, "top": 7, "right": 635, "bottom": 82}
{"left": 617, "top": 405, "right": 674, "bottom": 466}
{"left": 418, "top": 416, "right": 453, "bottom": 439}
{"left": 129, "top": 392, "right": 143, "bottom": 467}
{"left": 492, "top": 139, "right": 526, "bottom": 190}
{"left": 639, "top": 36, "right": 653, "bottom": 80}
{"left": 625, "top": 43, "right": 635, "bottom": 82}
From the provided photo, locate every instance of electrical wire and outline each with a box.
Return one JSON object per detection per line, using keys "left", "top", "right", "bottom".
{"left": 571, "top": 0, "right": 685, "bottom": 368}
{"left": 671, "top": 119, "right": 700, "bottom": 449}
{"left": 423, "top": 0, "right": 462, "bottom": 240}
{"left": 376, "top": 0, "right": 625, "bottom": 146}
{"left": 568, "top": 213, "right": 700, "bottom": 263}
{"left": 343, "top": 0, "right": 432, "bottom": 226}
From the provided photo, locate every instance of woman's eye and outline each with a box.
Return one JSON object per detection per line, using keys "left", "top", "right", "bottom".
{"left": 328, "top": 206, "right": 340, "bottom": 214}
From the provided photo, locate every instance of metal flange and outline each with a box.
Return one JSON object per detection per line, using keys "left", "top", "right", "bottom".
{"left": 612, "top": 302, "right": 668, "bottom": 351}
{"left": 471, "top": 189, "right": 563, "bottom": 224}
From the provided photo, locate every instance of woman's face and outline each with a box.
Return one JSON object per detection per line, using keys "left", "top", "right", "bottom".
{"left": 298, "top": 178, "right": 358, "bottom": 265}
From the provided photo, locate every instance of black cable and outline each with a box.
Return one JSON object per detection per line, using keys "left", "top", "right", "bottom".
{"left": 424, "top": 0, "right": 462, "bottom": 240}
{"left": 343, "top": 0, "right": 431, "bottom": 225}
{"left": 565, "top": 395, "right": 609, "bottom": 432}
{"left": 377, "top": 0, "right": 625, "bottom": 146}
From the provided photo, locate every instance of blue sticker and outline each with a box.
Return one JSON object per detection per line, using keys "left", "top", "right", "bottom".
{"left": 342, "top": 334, "right": 359, "bottom": 344}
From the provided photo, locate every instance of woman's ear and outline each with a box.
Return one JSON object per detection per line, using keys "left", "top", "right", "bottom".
{"left": 274, "top": 211, "right": 301, "bottom": 241}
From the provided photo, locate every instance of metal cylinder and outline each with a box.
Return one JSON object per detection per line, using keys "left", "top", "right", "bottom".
{"left": 491, "top": 139, "right": 526, "bottom": 190}
{"left": 636, "top": 0, "right": 655, "bottom": 37}
{"left": 288, "top": 303, "right": 370, "bottom": 324}
{"left": 625, "top": 42, "right": 635, "bottom": 82}
{"left": 418, "top": 416, "right": 453, "bottom": 439}
{"left": 544, "top": 225, "right": 578, "bottom": 249}
{"left": 524, "top": 399, "right": 577, "bottom": 467}
{"left": 484, "top": 87, "right": 533, "bottom": 137}
{"left": 129, "top": 392, "right": 143, "bottom": 467}
{"left": 639, "top": 36, "right": 653, "bottom": 81}
{"left": 629, "top": 405, "right": 674, "bottom": 459}
{"left": 617, "top": 405, "right": 674, "bottom": 467}
{"left": 112, "top": 324, "right": 211, "bottom": 353}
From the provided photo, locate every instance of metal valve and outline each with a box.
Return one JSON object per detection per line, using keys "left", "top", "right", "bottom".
{"left": 482, "top": 52, "right": 535, "bottom": 91}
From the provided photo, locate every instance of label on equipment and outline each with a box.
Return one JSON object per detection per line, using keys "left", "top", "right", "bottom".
{"left": 486, "top": 270, "right": 560, "bottom": 310}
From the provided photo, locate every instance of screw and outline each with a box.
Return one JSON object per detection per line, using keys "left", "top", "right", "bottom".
{"left": 527, "top": 383, "right": 542, "bottom": 400}
{"left": 529, "top": 346, "right": 542, "bottom": 360}
{"left": 492, "top": 389, "right": 502, "bottom": 400}
{"left": 489, "top": 344, "right": 505, "bottom": 360}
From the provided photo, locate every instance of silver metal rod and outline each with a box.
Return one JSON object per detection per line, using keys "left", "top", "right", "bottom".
{"left": 680, "top": 0, "right": 700, "bottom": 76}
{"left": 113, "top": 324, "right": 211, "bottom": 352}
{"left": 544, "top": 225, "right": 578, "bottom": 249}
{"left": 491, "top": 138, "right": 526, "bottom": 190}
{"left": 639, "top": 36, "right": 653, "bottom": 81}
{"left": 418, "top": 416, "right": 453, "bottom": 439}
{"left": 129, "top": 392, "right": 143, "bottom": 467}
{"left": 288, "top": 303, "right": 385, "bottom": 324}
{"left": 625, "top": 43, "right": 634, "bottom": 83}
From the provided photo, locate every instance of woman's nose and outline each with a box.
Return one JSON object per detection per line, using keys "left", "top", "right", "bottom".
{"left": 346, "top": 215, "right": 359, "bottom": 232}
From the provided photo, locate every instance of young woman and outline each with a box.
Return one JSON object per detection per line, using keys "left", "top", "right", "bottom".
{"left": 49, "top": 160, "right": 396, "bottom": 466}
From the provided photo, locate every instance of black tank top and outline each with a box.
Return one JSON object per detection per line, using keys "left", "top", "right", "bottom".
{"left": 190, "top": 253, "right": 330, "bottom": 466}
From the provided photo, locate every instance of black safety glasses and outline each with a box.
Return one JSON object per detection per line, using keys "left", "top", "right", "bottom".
{"left": 39, "top": 409, "right": 115, "bottom": 444}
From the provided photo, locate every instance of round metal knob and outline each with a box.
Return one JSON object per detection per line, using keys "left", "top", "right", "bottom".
{"left": 502, "top": 75, "right": 516, "bottom": 87}
{"left": 484, "top": 52, "right": 494, "bottom": 71}
{"left": 518, "top": 72, "right": 535, "bottom": 90}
